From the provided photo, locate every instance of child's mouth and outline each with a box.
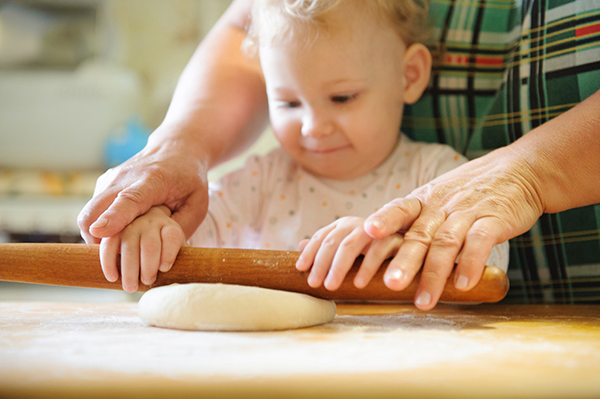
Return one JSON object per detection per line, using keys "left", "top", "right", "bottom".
{"left": 304, "top": 145, "right": 351, "bottom": 154}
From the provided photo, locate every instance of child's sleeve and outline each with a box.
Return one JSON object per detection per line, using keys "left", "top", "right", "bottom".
{"left": 484, "top": 241, "right": 510, "bottom": 272}
{"left": 419, "top": 143, "right": 469, "bottom": 182}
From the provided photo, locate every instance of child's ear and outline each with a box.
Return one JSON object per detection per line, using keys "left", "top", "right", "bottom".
{"left": 402, "top": 43, "right": 432, "bottom": 105}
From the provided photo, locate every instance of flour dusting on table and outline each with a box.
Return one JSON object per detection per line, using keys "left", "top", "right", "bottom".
{"left": 0, "top": 302, "right": 582, "bottom": 380}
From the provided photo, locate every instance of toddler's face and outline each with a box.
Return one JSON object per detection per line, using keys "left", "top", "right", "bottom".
{"left": 260, "top": 7, "right": 408, "bottom": 180}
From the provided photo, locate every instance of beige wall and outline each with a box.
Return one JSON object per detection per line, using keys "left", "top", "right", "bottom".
{"left": 100, "top": 0, "right": 233, "bottom": 128}
{"left": 101, "top": 0, "right": 278, "bottom": 180}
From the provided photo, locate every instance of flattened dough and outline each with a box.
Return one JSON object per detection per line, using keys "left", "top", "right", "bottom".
{"left": 138, "top": 283, "right": 336, "bottom": 331}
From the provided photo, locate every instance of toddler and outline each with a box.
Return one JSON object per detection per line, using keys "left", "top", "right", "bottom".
{"left": 99, "top": 0, "right": 509, "bottom": 299}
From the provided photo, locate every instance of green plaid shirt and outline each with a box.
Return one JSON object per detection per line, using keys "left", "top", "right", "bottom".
{"left": 402, "top": 0, "right": 600, "bottom": 303}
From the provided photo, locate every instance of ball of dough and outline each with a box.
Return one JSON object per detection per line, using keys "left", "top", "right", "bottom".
{"left": 138, "top": 283, "right": 336, "bottom": 331}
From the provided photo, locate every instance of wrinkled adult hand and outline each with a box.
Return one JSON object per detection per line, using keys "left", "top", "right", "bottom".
{"left": 364, "top": 145, "right": 544, "bottom": 310}
{"left": 78, "top": 128, "right": 210, "bottom": 244}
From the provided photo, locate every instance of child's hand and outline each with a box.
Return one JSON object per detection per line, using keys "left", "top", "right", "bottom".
{"left": 296, "top": 216, "right": 403, "bottom": 291}
{"left": 99, "top": 205, "right": 186, "bottom": 293}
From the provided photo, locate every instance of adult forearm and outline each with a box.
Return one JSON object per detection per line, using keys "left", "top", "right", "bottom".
{"left": 155, "top": 0, "right": 268, "bottom": 168}
{"left": 78, "top": 0, "right": 266, "bottom": 243}
{"left": 511, "top": 89, "right": 600, "bottom": 213}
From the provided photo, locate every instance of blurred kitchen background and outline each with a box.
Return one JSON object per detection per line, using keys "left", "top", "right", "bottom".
{"left": 0, "top": 0, "right": 277, "bottom": 301}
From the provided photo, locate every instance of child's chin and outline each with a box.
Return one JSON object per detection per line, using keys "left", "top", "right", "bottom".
{"left": 310, "top": 168, "right": 357, "bottom": 180}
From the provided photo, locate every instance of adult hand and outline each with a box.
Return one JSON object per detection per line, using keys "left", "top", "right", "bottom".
{"left": 364, "top": 89, "right": 600, "bottom": 310}
{"left": 364, "top": 145, "right": 544, "bottom": 310}
{"left": 77, "top": 127, "right": 210, "bottom": 244}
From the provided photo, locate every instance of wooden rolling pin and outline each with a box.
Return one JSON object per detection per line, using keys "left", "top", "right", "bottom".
{"left": 0, "top": 243, "right": 509, "bottom": 303}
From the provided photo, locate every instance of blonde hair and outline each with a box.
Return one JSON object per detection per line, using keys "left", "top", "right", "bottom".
{"left": 244, "top": 0, "right": 429, "bottom": 54}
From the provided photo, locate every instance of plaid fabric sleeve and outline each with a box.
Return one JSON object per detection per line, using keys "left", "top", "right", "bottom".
{"left": 402, "top": 0, "right": 600, "bottom": 304}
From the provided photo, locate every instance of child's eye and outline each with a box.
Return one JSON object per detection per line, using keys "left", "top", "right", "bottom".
{"left": 331, "top": 94, "right": 357, "bottom": 104}
{"left": 277, "top": 100, "right": 300, "bottom": 108}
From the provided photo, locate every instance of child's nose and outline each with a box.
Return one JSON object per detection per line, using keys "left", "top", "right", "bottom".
{"left": 301, "top": 109, "right": 334, "bottom": 138}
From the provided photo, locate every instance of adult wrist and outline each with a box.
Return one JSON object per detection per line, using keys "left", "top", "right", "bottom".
{"left": 145, "top": 120, "right": 212, "bottom": 171}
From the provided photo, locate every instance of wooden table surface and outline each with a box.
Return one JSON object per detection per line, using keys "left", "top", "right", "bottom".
{"left": 1, "top": 301, "right": 599, "bottom": 399}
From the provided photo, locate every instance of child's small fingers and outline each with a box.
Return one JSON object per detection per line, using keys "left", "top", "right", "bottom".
{"left": 310, "top": 228, "right": 355, "bottom": 288}
{"left": 140, "top": 230, "right": 161, "bottom": 286}
{"left": 298, "top": 239, "right": 310, "bottom": 252}
{"left": 325, "top": 228, "right": 372, "bottom": 291}
{"left": 296, "top": 224, "right": 336, "bottom": 272}
{"left": 120, "top": 233, "right": 141, "bottom": 293}
{"left": 99, "top": 236, "right": 120, "bottom": 283}
{"left": 354, "top": 235, "right": 403, "bottom": 289}
{"left": 159, "top": 224, "right": 185, "bottom": 272}
{"left": 353, "top": 249, "right": 385, "bottom": 288}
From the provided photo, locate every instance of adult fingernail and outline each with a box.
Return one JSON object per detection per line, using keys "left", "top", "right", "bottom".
{"left": 368, "top": 218, "right": 383, "bottom": 230}
{"left": 456, "top": 275, "right": 469, "bottom": 289}
{"left": 91, "top": 218, "right": 108, "bottom": 229}
{"left": 416, "top": 291, "right": 431, "bottom": 306}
